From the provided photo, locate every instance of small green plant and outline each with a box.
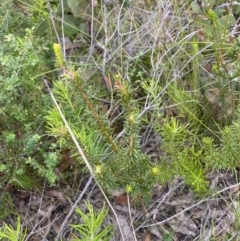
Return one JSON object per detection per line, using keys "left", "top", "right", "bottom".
{"left": 70, "top": 202, "right": 113, "bottom": 241}
{"left": 189, "top": 0, "right": 240, "bottom": 128}
{"left": 45, "top": 43, "right": 161, "bottom": 201}
{"left": 0, "top": 217, "right": 26, "bottom": 241}
{"left": 163, "top": 232, "right": 174, "bottom": 241}
{"left": 202, "top": 109, "right": 240, "bottom": 170}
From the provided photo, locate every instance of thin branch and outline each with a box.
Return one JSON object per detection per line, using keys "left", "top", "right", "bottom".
{"left": 137, "top": 181, "right": 240, "bottom": 230}
{"left": 46, "top": 0, "right": 61, "bottom": 44}
{"left": 56, "top": 175, "right": 93, "bottom": 240}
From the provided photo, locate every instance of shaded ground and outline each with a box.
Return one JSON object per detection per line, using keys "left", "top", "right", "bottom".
{"left": 2, "top": 162, "right": 240, "bottom": 240}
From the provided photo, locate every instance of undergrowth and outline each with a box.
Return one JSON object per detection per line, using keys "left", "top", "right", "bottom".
{"left": 0, "top": 0, "right": 59, "bottom": 189}
{"left": 44, "top": 0, "right": 240, "bottom": 199}
{"left": 1, "top": 0, "right": 240, "bottom": 239}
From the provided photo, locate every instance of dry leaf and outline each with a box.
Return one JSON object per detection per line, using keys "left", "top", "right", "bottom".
{"left": 149, "top": 227, "right": 163, "bottom": 240}
{"left": 48, "top": 189, "right": 66, "bottom": 203}
{"left": 144, "top": 232, "right": 151, "bottom": 241}
{"left": 58, "top": 149, "right": 75, "bottom": 172}
{"left": 52, "top": 220, "right": 61, "bottom": 234}
{"left": 38, "top": 205, "right": 56, "bottom": 219}
{"left": 116, "top": 215, "right": 135, "bottom": 241}
{"left": 111, "top": 188, "right": 125, "bottom": 197}
{"left": 102, "top": 74, "right": 112, "bottom": 92}
{"left": 116, "top": 195, "right": 128, "bottom": 205}
{"left": 168, "top": 223, "right": 196, "bottom": 236}
{"left": 115, "top": 195, "right": 138, "bottom": 205}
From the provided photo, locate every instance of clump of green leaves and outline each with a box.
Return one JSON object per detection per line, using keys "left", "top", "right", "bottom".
{"left": 202, "top": 108, "right": 240, "bottom": 170}
{"left": 0, "top": 1, "right": 60, "bottom": 188}
{"left": 153, "top": 117, "right": 209, "bottom": 193}
{"left": 70, "top": 201, "right": 113, "bottom": 241}
{"left": 0, "top": 217, "right": 27, "bottom": 241}
{"left": 188, "top": 0, "right": 240, "bottom": 128}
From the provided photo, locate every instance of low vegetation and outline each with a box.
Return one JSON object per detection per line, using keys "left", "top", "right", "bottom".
{"left": 1, "top": 0, "right": 240, "bottom": 240}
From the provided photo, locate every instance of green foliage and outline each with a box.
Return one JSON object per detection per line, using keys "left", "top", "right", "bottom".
{"left": 0, "top": 217, "right": 27, "bottom": 241}
{"left": 187, "top": 0, "right": 240, "bottom": 129}
{"left": 202, "top": 109, "right": 240, "bottom": 170}
{"left": 0, "top": 1, "right": 59, "bottom": 188}
{"left": 46, "top": 68, "right": 159, "bottom": 200}
{"left": 0, "top": 192, "right": 14, "bottom": 219}
{"left": 16, "top": 0, "right": 54, "bottom": 38}
{"left": 0, "top": 203, "right": 112, "bottom": 241}
{"left": 163, "top": 232, "right": 174, "bottom": 241}
{"left": 51, "top": 0, "right": 92, "bottom": 40}
{"left": 4, "top": 0, "right": 240, "bottom": 208}
{"left": 70, "top": 202, "right": 113, "bottom": 241}
{"left": 156, "top": 117, "right": 209, "bottom": 193}
{"left": 3, "top": 0, "right": 240, "bottom": 239}
{"left": 44, "top": 0, "right": 240, "bottom": 197}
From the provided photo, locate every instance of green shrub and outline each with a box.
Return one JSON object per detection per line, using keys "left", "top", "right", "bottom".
{"left": 45, "top": 0, "right": 240, "bottom": 199}
{"left": 4, "top": 0, "right": 240, "bottom": 200}
{"left": 45, "top": 60, "right": 159, "bottom": 200}
{"left": 0, "top": 1, "right": 59, "bottom": 188}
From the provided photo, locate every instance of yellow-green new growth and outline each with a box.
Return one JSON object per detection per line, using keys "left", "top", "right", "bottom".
{"left": 53, "top": 43, "right": 64, "bottom": 68}
{"left": 207, "top": 9, "right": 217, "bottom": 22}
{"left": 95, "top": 165, "right": 102, "bottom": 174}
{"left": 152, "top": 166, "right": 160, "bottom": 176}
{"left": 126, "top": 184, "right": 133, "bottom": 193}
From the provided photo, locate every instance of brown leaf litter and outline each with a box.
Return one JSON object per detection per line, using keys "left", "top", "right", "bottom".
{"left": 1, "top": 169, "right": 240, "bottom": 240}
